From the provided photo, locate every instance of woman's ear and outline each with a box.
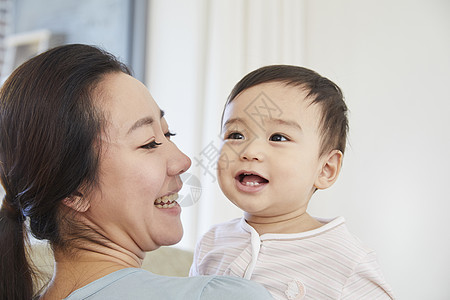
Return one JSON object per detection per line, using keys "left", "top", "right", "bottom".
{"left": 62, "top": 192, "right": 90, "bottom": 213}
{"left": 315, "top": 150, "right": 343, "bottom": 190}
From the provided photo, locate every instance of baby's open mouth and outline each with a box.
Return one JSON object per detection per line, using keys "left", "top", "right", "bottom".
{"left": 154, "top": 193, "right": 178, "bottom": 208}
{"left": 236, "top": 172, "right": 269, "bottom": 186}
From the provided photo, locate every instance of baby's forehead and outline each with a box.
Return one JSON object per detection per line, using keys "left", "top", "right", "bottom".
{"left": 233, "top": 83, "right": 318, "bottom": 113}
{"left": 241, "top": 82, "right": 313, "bottom": 103}
{"left": 226, "top": 94, "right": 322, "bottom": 132}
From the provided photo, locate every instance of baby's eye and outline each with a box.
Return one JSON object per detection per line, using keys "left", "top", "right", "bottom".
{"left": 141, "top": 140, "right": 162, "bottom": 149}
{"left": 226, "top": 132, "right": 245, "bottom": 140}
{"left": 165, "top": 131, "right": 176, "bottom": 140}
{"left": 269, "top": 134, "right": 289, "bottom": 142}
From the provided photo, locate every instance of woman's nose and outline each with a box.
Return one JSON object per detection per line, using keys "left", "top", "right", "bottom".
{"left": 167, "top": 142, "right": 192, "bottom": 176}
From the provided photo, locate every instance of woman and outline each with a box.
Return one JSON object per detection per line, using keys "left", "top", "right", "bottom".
{"left": 0, "top": 44, "right": 272, "bottom": 299}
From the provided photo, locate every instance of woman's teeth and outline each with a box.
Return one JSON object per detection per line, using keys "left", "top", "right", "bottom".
{"left": 154, "top": 193, "right": 178, "bottom": 208}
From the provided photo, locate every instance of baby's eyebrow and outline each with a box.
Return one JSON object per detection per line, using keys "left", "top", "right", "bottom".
{"left": 223, "top": 117, "right": 246, "bottom": 129}
{"left": 267, "top": 118, "right": 302, "bottom": 131}
{"left": 223, "top": 117, "right": 302, "bottom": 131}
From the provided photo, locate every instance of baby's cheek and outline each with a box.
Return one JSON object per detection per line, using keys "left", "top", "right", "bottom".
{"left": 217, "top": 151, "right": 232, "bottom": 174}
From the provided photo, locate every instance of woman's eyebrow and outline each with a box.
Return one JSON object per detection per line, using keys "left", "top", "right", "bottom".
{"left": 127, "top": 109, "right": 165, "bottom": 135}
{"left": 127, "top": 116, "right": 154, "bottom": 135}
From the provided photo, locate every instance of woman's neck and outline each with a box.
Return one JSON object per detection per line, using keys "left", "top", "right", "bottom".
{"left": 40, "top": 243, "right": 144, "bottom": 299}
{"left": 244, "top": 211, "right": 323, "bottom": 235}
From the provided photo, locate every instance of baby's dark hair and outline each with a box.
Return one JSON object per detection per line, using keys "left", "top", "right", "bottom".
{"left": 225, "top": 65, "right": 349, "bottom": 156}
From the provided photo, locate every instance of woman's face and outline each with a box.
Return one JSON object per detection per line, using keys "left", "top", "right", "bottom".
{"left": 85, "top": 72, "right": 191, "bottom": 256}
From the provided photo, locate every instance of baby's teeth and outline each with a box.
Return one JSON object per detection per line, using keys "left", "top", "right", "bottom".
{"left": 245, "top": 182, "right": 260, "bottom": 186}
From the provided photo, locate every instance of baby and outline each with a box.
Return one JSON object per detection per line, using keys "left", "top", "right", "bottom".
{"left": 190, "top": 65, "right": 395, "bottom": 299}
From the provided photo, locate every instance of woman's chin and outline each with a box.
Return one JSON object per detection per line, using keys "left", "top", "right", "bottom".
{"left": 157, "top": 226, "right": 184, "bottom": 248}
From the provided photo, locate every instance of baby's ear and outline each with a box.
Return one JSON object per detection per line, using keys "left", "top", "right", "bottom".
{"left": 62, "top": 191, "right": 90, "bottom": 213}
{"left": 315, "top": 150, "right": 343, "bottom": 190}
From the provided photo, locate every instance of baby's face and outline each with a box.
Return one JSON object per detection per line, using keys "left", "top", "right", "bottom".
{"left": 218, "top": 82, "right": 328, "bottom": 219}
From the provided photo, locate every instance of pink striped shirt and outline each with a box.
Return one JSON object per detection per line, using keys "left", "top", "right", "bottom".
{"left": 190, "top": 217, "right": 395, "bottom": 300}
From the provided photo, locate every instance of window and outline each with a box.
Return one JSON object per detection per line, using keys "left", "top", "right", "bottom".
{"left": 0, "top": 0, "right": 13, "bottom": 80}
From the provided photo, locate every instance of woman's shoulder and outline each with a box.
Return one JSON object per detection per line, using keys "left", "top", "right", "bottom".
{"left": 65, "top": 268, "right": 272, "bottom": 299}
{"left": 200, "top": 274, "right": 273, "bottom": 299}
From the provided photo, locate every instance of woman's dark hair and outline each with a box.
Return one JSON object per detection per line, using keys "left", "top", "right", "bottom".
{"left": 0, "top": 44, "right": 130, "bottom": 300}
{"left": 224, "top": 65, "right": 349, "bottom": 156}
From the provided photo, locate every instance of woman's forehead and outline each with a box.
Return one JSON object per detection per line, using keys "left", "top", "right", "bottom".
{"left": 96, "top": 72, "right": 161, "bottom": 135}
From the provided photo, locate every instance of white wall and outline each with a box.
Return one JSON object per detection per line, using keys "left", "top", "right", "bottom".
{"left": 147, "top": 0, "right": 450, "bottom": 298}
{"left": 304, "top": 1, "right": 450, "bottom": 299}
{"left": 146, "top": 0, "right": 208, "bottom": 251}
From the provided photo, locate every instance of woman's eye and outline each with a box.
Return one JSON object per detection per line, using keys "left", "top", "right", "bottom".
{"left": 269, "top": 134, "right": 289, "bottom": 142}
{"left": 165, "top": 131, "right": 176, "bottom": 139}
{"left": 226, "top": 132, "right": 244, "bottom": 140}
{"left": 141, "top": 140, "right": 162, "bottom": 149}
